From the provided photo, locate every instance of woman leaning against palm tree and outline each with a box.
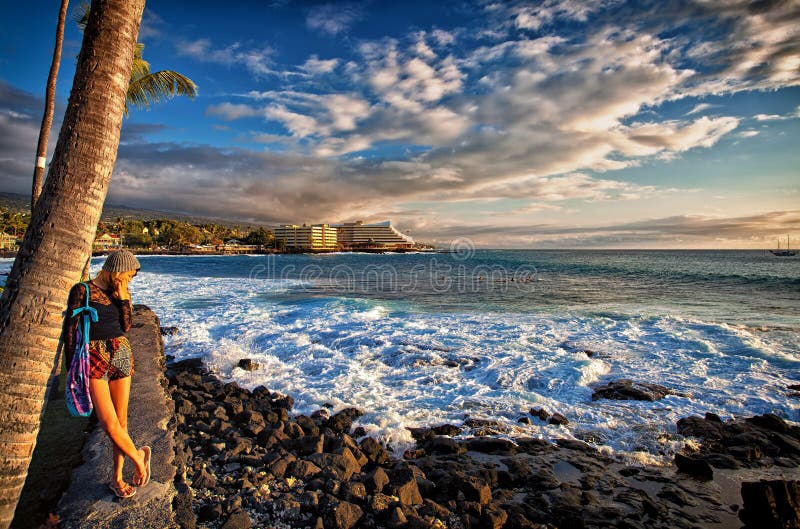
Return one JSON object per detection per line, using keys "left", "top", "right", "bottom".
{"left": 62, "top": 249, "right": 150, "bottom": 498}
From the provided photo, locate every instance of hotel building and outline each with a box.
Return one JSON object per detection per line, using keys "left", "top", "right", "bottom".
{"left": 273, "top": 224, "right": 338, "bottom": 250}
{"left": 332, "top": 220, "right": 414, "bottom": 249}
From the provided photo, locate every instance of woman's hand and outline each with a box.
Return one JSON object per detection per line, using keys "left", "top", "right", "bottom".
{"left": 115, "top": 280, "right": 131, "bottom": 301}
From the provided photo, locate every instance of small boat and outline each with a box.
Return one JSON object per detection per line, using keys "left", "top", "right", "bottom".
{"left": 770, "top": 235, "right": 797, "bottom": 257}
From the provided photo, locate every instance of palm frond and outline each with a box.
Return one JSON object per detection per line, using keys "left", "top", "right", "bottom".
{"left": 130, "top": 44, "right": 151, "bottom": 82}
{"left": 126, "top": 70, "right": 199, "bottom": 114}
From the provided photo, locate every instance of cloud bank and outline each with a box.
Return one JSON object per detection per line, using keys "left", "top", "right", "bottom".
{"left": 2, "top": 0, "right": 799, "bottom": 248}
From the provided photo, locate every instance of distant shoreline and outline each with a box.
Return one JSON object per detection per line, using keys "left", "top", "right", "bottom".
{"left": 0, "top": 248, "right": 792, "bottom": 260}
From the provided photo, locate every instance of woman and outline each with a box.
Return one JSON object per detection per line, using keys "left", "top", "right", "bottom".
{"left": 62, "top": 249, "right": 150, "bottom": 499}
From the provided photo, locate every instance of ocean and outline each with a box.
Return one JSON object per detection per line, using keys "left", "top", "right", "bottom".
{"left": 3, "top": 250, "right": 798, "bottom": 462}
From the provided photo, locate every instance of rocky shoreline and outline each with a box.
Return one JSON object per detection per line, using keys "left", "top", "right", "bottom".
{"left": 164, "top": 357, "right": 800, "bottom": 529}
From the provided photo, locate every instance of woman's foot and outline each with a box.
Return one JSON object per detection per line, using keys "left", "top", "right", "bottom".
{"left": 109, "top": 481, "right": 136, "bottom": 499}
{"left": 133, "top": 446, "right": 151, "bottom": 487}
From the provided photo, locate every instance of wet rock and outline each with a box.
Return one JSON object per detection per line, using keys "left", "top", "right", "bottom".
{"left": 340, "top": 481, "right": 367, "bottom": 503}
{"left": 549, "top": 413, "right": 569, "bottom": 426}
{"left": 739, "top": 479, "right": 800, "bottom": 529}
{"left": 408, "top": 427, "right": 435, "bottom": 442}
{"left": 551, "top": 484, "right": 583, "bottom": 529}
{"left": 365, "top": 467, "right": 390, "bottom": 494}
{"left": 480, "top": 503, "right": 508, "bottom": 529}
{"left": 360, "top": 436, "right": 390, "bottom": 465}
{"left": 325, "top": 501, "right": 364, "bottom": 529}
{"left": 296, "top": 434, "right": 325, "bottom": 456}
{"left": 465, "top": 437, "right": 517, "bottom": 455}
{"left": 748, "top": 413, "right": 792, "bottom": 433}
{"left": 658, "top": 483, "right": 695, "bottom": 507}
{"left": 328, "top": 408, "right": 364, "bottom": 434}
{"left": 463, "top": 418, "right": 509, "bottom": 436}
{"left": 284, "top": 421, "right": 304, "bottom": 439}
{"left": 287, "top": 459, "right": 322, "bottom": 479}
{"left": 160, "top": 326, "right": 180, "bottom": 336}
{"left": 267, "top": 452, "right": 296, "bottom": 478}
{"left": 387, "top": 506, "right": 408, "bottom": 528}
{"left": 677, "top": 413, "right": 800, "bottom": 467}
{"left": 220, "top": 510, "right": 252, "bottom": 529}
{"left": 458, "top": 475, "right": 492, "bottom": 505}
{"left": 530, "top": 408, "right": 550, "bottom": 421}
{"left": 256, "top": 427, "right": 288, "bottom": 448}
{"left": 555, "top": 439, "right": 594, "bottom": 453}
{"left": 424, "top": 436, "right": 465, "bottom": 455}
{"left": 296, "top": 415, "right": 319, "bottom": 436}
{"left": 674, "top": 453, "right": 714, "bottom": 480}
{"left": 237, "top": 410, "right": 266, "bottom": 437}
{"left": 432, "top": 424, "right": 462, "bottom": 436}
{"left": 388, "top": 468, "right": 424, "bottom": 505}
{"left": 309, "top": 449, "right": 362, "bottom": 481}
{"left": 198, "top": 503, "right": 223, "bottom": 522}
{"left": 237, "top": 358, "right": 259, "bottom": 371}
{"left": 518, "top": 417, "right": 532, "bottom": 425}
{"left": 591, "top": 379, "right": 687, "bottom": 401}
{"left": 419, "top": 499, "right": 451, "bottom": 520}
{"left": 370, "top": 492, "right": 394, "bottom": 513}
{"left": 170, "top": 358, "right": 205, "bottom": 374}
{"left": 193, "top": 468, "right": 217, "bottom": 489}
{"left": 502, "top": 458, "right": 559, "bottom": 490}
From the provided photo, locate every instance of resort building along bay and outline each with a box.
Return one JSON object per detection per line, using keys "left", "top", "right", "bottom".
{"left": 273, "top": 220, "right": 415, "bottom": 251}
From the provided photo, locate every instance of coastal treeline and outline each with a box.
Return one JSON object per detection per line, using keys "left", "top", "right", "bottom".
{"left": 100, "top": 219, "right": 276, "bottom": 250}
{"left": 0, "top": 206, "right": 277, "bottom": 252}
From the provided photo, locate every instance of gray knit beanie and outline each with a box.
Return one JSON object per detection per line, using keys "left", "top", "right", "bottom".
{"left": 102, "top": 249, "right": 141, "bottom": 273}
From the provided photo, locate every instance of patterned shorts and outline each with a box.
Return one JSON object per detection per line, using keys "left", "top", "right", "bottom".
{"left": 88, "top": 337, "right": 134, "bottom": 381}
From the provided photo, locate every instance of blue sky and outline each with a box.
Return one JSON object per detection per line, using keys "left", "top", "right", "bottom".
{"left": 1, "top": 0, "right": 799, "bottom": 248}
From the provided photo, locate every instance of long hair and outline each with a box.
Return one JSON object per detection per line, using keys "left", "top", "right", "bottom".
{"left": 94, "top": 269, "right": 135, "bottom": 300}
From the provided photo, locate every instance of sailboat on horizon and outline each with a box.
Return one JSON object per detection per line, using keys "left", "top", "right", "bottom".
{"left": 770, "top": 235, "right": 797, "bottom": 257}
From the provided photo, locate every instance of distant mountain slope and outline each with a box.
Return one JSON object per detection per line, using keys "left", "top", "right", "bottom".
{"left": 0, "top": 192, "right": 265, "bottom": 228}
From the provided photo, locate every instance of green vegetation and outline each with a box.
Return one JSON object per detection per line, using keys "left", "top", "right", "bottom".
{"left": 102, "top": 218, "right": 276, "bottom": 250}
{"left": 0, "top": 208, "right": 29, "bottom": 237}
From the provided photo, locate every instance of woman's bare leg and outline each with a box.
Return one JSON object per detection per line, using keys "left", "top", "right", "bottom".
{"left": 89, "top": 378, "right": 146, "bottom": 487}
{"left": 108, "top": 376, "right": 131, "bottom": 486}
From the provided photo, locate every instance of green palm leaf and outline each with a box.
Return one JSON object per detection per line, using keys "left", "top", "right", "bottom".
{"left": 126, "top": 70, "right": 198, "bottom": 116}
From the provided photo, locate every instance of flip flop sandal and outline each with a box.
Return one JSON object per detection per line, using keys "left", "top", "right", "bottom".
{"left": 139, "top": 446, "right": 151, "bottom": 487}
{"left": 109, "top": 483, "right": 136, "bottom": 499}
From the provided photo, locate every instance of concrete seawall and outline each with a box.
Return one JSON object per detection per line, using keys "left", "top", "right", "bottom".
{"left": 57, "top": 306, "right": 176, "bottom": 529}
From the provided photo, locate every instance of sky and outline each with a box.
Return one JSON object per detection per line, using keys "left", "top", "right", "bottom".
{"left": 1, "top": 0, "right": 799, "bottom": 248}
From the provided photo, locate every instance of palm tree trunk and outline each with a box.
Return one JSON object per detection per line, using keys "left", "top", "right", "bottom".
{"left": 0, "top": 1, "right": 145, "bottom": 527}
{"left": 31, "top": 0, "right": 70, "bottom": 210}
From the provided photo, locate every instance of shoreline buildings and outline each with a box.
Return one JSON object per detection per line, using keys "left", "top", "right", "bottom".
{"left": 273, "top": 224, "right": 338, "bottom": 251}
{"left": 273, "top": 220, "right": 415, "bottom": 251}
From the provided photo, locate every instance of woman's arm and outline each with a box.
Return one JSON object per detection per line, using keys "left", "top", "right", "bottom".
{"left": 119, "top": 298, "right": 133, "bottom": 333}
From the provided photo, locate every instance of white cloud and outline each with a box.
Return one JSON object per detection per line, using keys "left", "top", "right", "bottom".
{"left": 178, "top": 38, "right": 276, "bottom": 77}
{"left": 685, "top": 103, "right": 715, "bottom": 116}
{"left": 306, "top": 3, "right": 363, "bottom": 36}
{"left": 264, "top": 105, "right": 319, "bottom": 137}
{"left": 206, "top": 103, "right": 259, "bottom": 121}
{"left": 431, "top": 29, "right": 455, "bottom": 46}
{"left": 300, "top": 55, "right": 339, "bottom": 75}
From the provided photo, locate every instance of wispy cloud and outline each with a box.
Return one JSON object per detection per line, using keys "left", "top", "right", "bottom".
{"left": 306, "top": 3, "right": 364, "bottom": 36}
{"left": 177, "top": 38, "right": 277, "bottom": 77}
{"left": 685, "top": 103, "right": 716, "bottom": 116}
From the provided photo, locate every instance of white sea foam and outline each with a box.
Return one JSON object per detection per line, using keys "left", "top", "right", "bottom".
{"left": 116, "top": 265, "right": 800, "bottom": 461}
{"left": 3, "top": 256, "right": 796, "bottom": 461}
